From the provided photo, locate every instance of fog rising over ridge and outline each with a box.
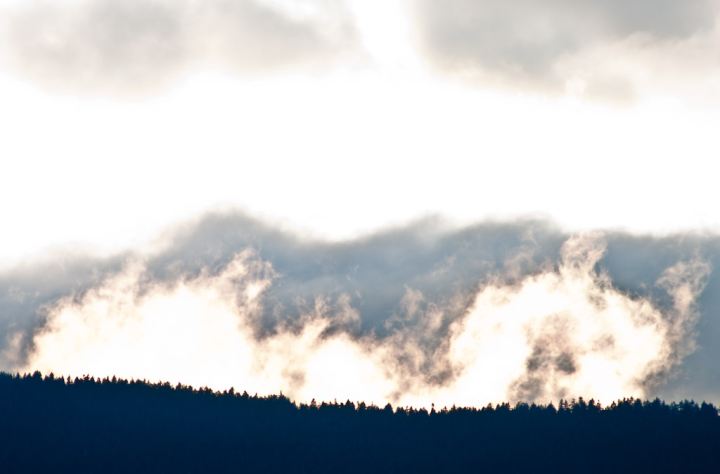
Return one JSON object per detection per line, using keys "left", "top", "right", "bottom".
{"left": 1, "top": 1, "right": 719, "bottom": 408}
{"left": 2, "top": 214, "right": 718, "bottom": 407}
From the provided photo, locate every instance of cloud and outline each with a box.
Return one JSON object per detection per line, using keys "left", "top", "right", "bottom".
{"left": 0, "top": 213, "right": 717, "bottom": 406}
{"left": 0, "top": 0, "right": 357, "bottom": 94}
{"left": 410, "top": 0, "right": 720, "bottom": 102}
{"left": 449, "top": 234, "right": 709, "bottom": 405}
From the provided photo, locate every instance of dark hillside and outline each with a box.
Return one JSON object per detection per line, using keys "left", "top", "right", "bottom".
{"left": 1, "top": 372, "right": 718, "bottom": 473}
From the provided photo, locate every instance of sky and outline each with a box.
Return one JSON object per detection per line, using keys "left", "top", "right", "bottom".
{"left": 1, "top": 0, "right": 720, "bottom": 408}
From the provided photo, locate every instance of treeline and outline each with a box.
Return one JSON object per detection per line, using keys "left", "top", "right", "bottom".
{"left": 1, "top": 371, "right": 719, "bottom": 473}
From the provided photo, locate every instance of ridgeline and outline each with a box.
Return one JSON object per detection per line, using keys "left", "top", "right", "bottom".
{"left": 1, "top": 371, "right": 718, "bottom": 473}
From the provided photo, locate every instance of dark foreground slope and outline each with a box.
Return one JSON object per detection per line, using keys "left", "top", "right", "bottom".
{"left": 1, "top": 372, "right": 719, "bottom": 473}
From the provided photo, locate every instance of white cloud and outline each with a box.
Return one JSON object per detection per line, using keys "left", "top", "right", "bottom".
{"left": 410, "top": 0, "right": 720, "bottom": 102}
{"left": 18, "top": 233, "right": 710, "bottom": 407}
{"left": 442, "top": 234, "right": 709, "bottom": 406}
{"left": 0, "top": 0, "right": 357, "bottom": 94}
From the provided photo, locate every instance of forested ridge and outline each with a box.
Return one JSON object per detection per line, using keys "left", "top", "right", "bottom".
{"left": 1, "top": 371, "right": 719, "bottom": 473}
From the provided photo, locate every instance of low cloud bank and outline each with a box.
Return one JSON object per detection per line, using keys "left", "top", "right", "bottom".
{"left": 1, "top": 213, "right": 718, "bottom": 406}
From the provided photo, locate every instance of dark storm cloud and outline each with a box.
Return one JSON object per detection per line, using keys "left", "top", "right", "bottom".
{"left": 0, "top": 0, "right": 356, "bottom": 93}
{"left": 1, "top": 212, "right": 718, "bottom": 403}
{"left": 410, "top": 0, "right": 719, "bottom": 99}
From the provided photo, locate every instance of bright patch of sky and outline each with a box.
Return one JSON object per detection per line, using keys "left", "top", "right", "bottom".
{"left": 0, "top": 0, "right": 718, "bottom": 268}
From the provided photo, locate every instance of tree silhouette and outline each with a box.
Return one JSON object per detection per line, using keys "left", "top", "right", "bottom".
{"left": 0, "top": 371, "right": 718, "bottom": 473}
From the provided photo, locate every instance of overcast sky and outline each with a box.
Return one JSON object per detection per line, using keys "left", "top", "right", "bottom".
{"left": 1, "top": 0, "right": 719, "bottom": 406}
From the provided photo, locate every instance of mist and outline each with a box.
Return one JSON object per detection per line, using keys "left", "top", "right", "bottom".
{"left": 2, "top": 213, "right": 718, "bottom": 407}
